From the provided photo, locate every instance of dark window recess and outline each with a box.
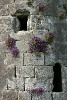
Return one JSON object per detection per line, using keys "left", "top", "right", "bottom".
{"left": 53, "top": 63, "right": 62, "bottom": 92}
{"left": 17, "top": 16, "right": 28, "bottom": 31}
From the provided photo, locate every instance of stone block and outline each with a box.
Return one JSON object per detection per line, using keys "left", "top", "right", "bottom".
{"left": 25, "top": 77, "right": 53, "bottom": 92}
{"left": 0, "top": 52, "right": 6, "bottom": 66}
{"left": 62, "top": 67, "right": 67, "bottom": 78}
{"left": 32, "top": 92, "right": 52, "bottom": 100}
{"left": 15, "top": 0, "right": 28, "bottom": 4}
{"left": 7, "top": 77, "right": 24, "bottom": 91}
{"left": 0, "top": 16, "right": 13, "bottom": 25}
{"left": 18, "top": 91, "right": 31, "bottom": 100}
{"left": 5, "top": 52, "right": 15, "bottom": 65}
{"left": 24, "top": 53, "right": 44, "bottom": 65}
{"left": 15, "top": 30, "right": 33, "bottom": 40}
{"left": 0, "top": 42, "right": 7, "bottom": 53}
{"left": 17, "top": 65, "right": 34, "bottom": 78}
{"left": 5, "top": 64, "right": 15, "bottom": 80}
{"left": 2, "top": 90, "right": 18, "bottom": 100}
{"left": 0, "top": 24, "right": 8, "bottom": 34}
{"left": 0, "top": 0, "right": 14, "bottom": 5}
{"left": 25, "top": 78, "right": 37, "bottom": 90}
{"left": 62, "top": 78, "right": 67, "bottom": 92}
{"left": 4, "top": 48, "right": 22, "bottom": 66}
{"left": 0, "top": 65, "right": 7, "bottom": 90}
{"left": 53, "top": 92, "right": 67, "bottom": 100}
{"left": 35, "top": 66, "right": 53, "bottom": 79}
{"left": 0, "top": 4, "right": 16, "bottom": 16}
{"left": 16, "top": 40, "right": 29, "bottom": 53}
{"left": 45, "top": 50, "right": 55, "bottom": 66}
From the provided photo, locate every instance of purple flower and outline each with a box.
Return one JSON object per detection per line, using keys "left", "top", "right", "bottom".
{"left": 9, "top": 46, "right": 19, "bottom": 57}
{"left": 5, "top": 35, "right": 16, "bottom": 48}
{"left": 30, "top": 88, "right": 44, "bottom": 93}
{"left": 28, "top": 36, "right": 47, "bottom": 53}
{"left": 36, "top": 0, "right": 46, "bottom": 11}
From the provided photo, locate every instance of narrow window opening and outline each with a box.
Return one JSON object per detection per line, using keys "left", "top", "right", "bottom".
{"left": 12, "top": 9, "right": 30, "bottom": 32}
{"left": 53, "top": 63, "right": 62, "bottom": 92}
{"left": 17, "top": 16, "right": 28, "bottom": 31}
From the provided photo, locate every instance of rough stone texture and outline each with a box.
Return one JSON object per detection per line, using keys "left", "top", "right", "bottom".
{"left": 25, "top": 77, "right": 53, "bottom": 92}
{"left": 0, "top": 0, "right": 14, "bottom": 5}
{"left": 0, "top": 0, "right": 67, "bottom": 100}
{"left": 35, "top": 65, "right": 53, "bottom": 80}
{"left": 53, "top": 92, "right": 67, "bottom": 100}
{"left": 15, "top": 0, "right": 28, "bottom": 4}
{"left": 17, "top": 65, "right": 34, "bottom": 78}
{"left": 32, "top": 92, "right": 52, "bottom": 100}
{"left": 18, "top": 91, "right": 31, "bottom": 100}
{"left": 24, "top": 53, "right": 44, "bottom": 65}
{"left": 2, "top": 90, "right": 18, "bottom": 100}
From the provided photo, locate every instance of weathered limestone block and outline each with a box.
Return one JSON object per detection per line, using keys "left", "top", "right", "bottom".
{"left": 0, "top": 16, "right": 13, "bottom": 25}
{"left": 7, "top": 77, "right": 24, "bottom": 90}
{"left": 0, "top": 24, "right": 8, "bottom": 34}
{"left": 45, "top": 49, "right": 55, "bottom": 65}
{"left": 17, "top": 65, "right": 34, "bottom": 78}
{"left": 5, "top": 52, "right": 15, "bottom": 65}
{"left": 18, "top": 91, "right": 31, "bottom": 100}
{"left": 0, "top": 0, "right": 14, "bottom": 5}
{"left": 53, "top": 92, "right": 67, "bottom": 100}
{"left": 5, "top": 64, "right": 15, "bottom": 80}
{"left": 36, "top": 78, "right": 53, "bottom": 92}
{"left": 6, "top": 78, "right": 16, "bottom": 90}
{"left": 5, "top": 51, "right": 22, "bottom": 66}
{"left": 2, "top": 90, "right": 18, "bottom": 100}
{"left": 25, "top": 78, "right": 37, "bottom": 90}
{"left": 15, "top": 0, "right": 28, "bottom": 4}
{"left": 32, "top": 92, "right": 52, "bottom": 100}
{"left": 0, "top": 68, "right": 7, "bottom": 90}
{"left": 0, "top": 4, "right": 16, "bottom": 16}
{"left": 16, "top": 40, "right": 29, "bottom": 53}
{"left": 15, "top": 30, "right": 33, "bottom": 40}
{"left": 0, "top": 42, "right": 7, "bottom": 53}
{"left": 25, "top": 77, "right": 53, "bottom": 92}
{"left": 35, "top": 66, "right": 53, "bottom": 79}
{"left": 62, "top": 67, "right": 67, "bottom": 78}
{"left": 24, "top": 53, "right": 44, "bottom": 65}
{"left": 62, "top": 78, "right": 67, "bottom": 92}
{"left": 0, "top": 52, "right": 6, "bottom": 66}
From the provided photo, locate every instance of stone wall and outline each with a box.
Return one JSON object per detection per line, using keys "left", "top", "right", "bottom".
{"left": 0, "top": 0, "right": 67, "bottom": 100}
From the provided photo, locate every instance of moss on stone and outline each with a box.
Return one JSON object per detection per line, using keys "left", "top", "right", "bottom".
{"left": 12, "top": 9, "right": 30, "bottom": 17}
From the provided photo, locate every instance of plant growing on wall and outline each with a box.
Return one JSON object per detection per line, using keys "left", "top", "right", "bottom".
{"left": 5, "top": 35, "right": 19, "bottom": 57}
{"left": 5, "top": 35, "right": 16, "bottom": 48}
{"left": 36, "top": 0, "right": 46, "bottom": 12}
{"left": 28, "top": 36, "right": 48, "bottom": 53}
{"left": 45, "top": 32, "right": 55, "bottom": 44}
{"left": 57, "top": 3, "right": 67, "bottom": 20}
{"left": 28, "top": 31, "right": 54, "bottom": 53}
{"left": 27, "top": 87, "right": 45, "bottom": 95}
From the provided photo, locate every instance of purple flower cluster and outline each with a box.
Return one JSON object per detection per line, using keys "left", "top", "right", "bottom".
{"left": 45, "top": 32, "right": 54, "bottom": 44}
{"left": 31, "top": 88, "right": 44, "bottom": 93}
{"left": 5, "top": 35, "right": 19, "bottom": 57}
{"left": 36, "top": 0, "right": 46, "bottom": 11}
{"left": 28, "top": 36, "right": 47, "bottom": 53}
{"left": 9, "top": 46, "right": 19, "bottom": 57}
{"left": 5, "top": 35, "right": 16, "bottom": 48}
{"left": 28, "top": 87, "right": 45, "bottom": 94}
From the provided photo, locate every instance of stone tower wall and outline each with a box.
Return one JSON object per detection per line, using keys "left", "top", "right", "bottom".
{"left": 0, "top": 0, "right": 67, "bottom": 100}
